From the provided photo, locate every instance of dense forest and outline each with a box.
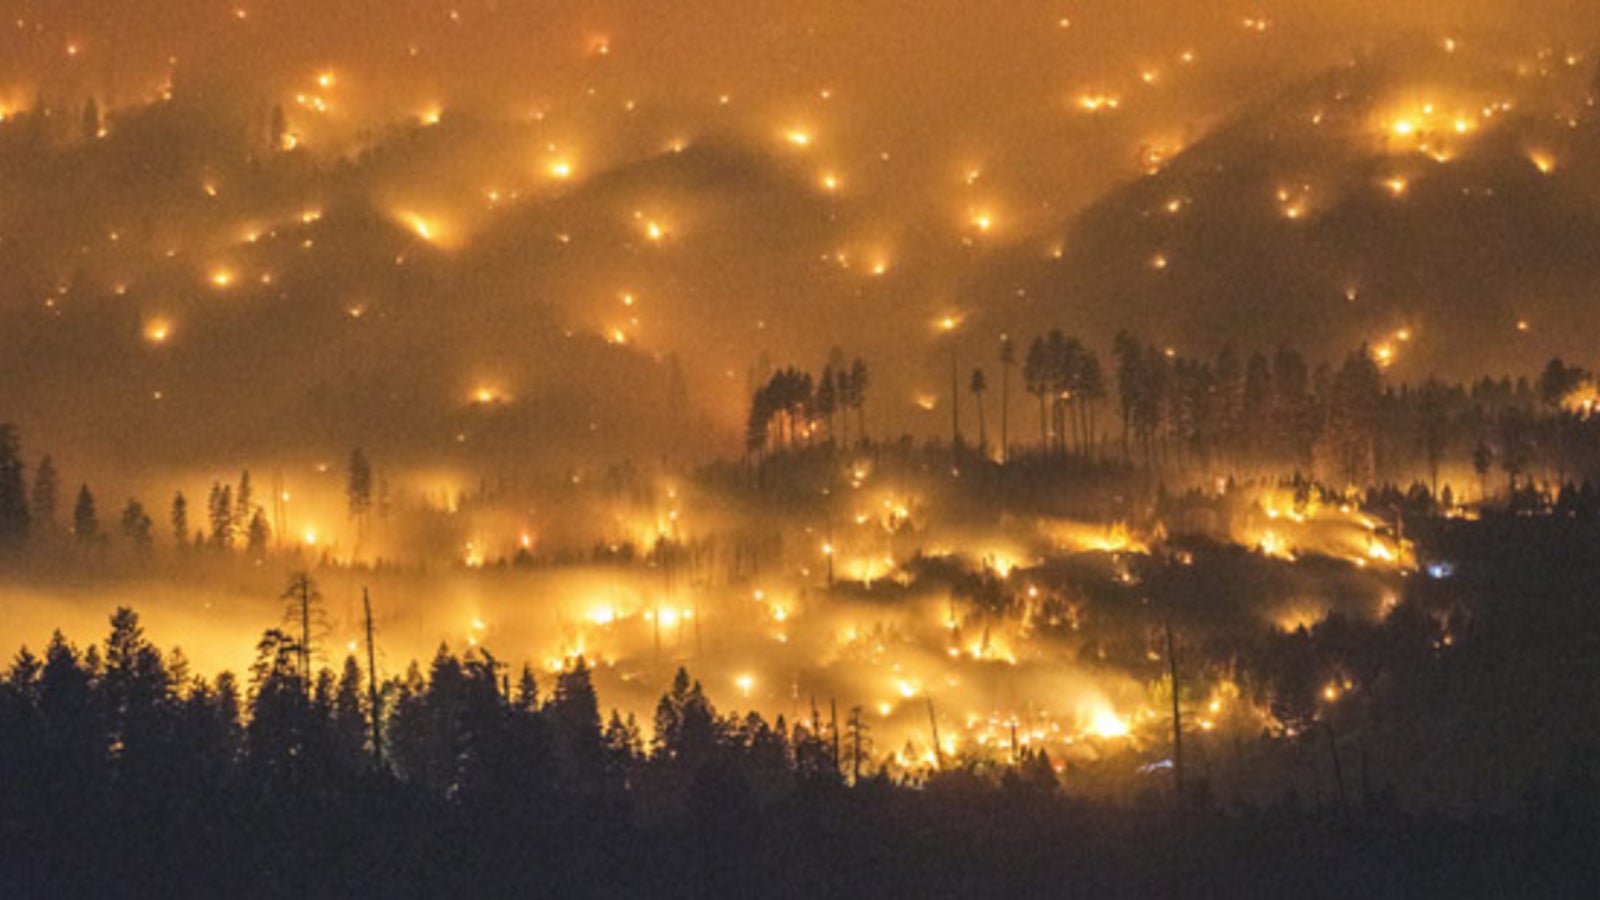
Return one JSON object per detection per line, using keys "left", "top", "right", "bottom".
{"left": 4, "top": 519, "right": 1599, "bottom": 899}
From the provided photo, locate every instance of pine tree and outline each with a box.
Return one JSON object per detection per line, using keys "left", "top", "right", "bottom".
{"left": 999, "top": 334, "right": 1015, "bottom": 463}
{"left": 844, "top": 705, "right": 873, "bottom": 784}
{"left": 31, "top": 455, "right": 58, "bottom": 531}
{"left": 119, "top": 500, "right": 153, "bottom": 554}
{"left": 331, "top": 656, "right": 368, "bottom": 773}
{"left": 234, "top": 471, "right": 253, "bottom": 532}
{"left": 37, "top": 630, "right": 107, "bottom": 803}
{"left": 243, "top": 629, "right": 316, "bottom": 791}
{"left": 816, "top": 365, "right": 838, "bottom": 443}
{"left": 246, "top": 509, "right": 271, "bottom": 554}
{"left": 101, "top": 608, "right": 170, "bottom": 787}
{"left": 970, "top": 368, "right": 989, "bottom": 453}
{"left": 348, "top": 449, "right": 372, "bottom": 557}
{"left": 549, "top": 657, "right": 604, "bottom": 791}
{"left": 347, "top": 449, "right": 372, "bottom": 520}
{"left": 280, "top": 573, "right": 321, "bottom": 684}
{"left": 72, "top": 484, "right": 98, "bottom": 544}
{"left": 170, "top": 492, "right": 188, "bottom": 551}
{"left": 848, "top": 357, "right": 870, "bottom": 443}
{"left": 0, "top": 424, "right": 28, "bottom": 547}
{"left": 208, "top": 483, "right": 233, "bottom": 550}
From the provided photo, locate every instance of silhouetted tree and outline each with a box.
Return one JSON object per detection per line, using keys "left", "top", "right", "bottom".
{"left": 243, "top": 629, "right": 322, "bottom": 793}
{"left": 72, "top": 484, "right": 98, "bottom": 544}
{"left": 549, "top": 657, "right": 604, "bottom": 792}
{"left": 36, "top": 630, "right": 107, "bottom": 808}
{"left": 207, "top": 483, "right": 233, "bottom": 550}
{"left": 169, "top": 492, "right": 188, "bottom": 551}
{"left": 970, "top": 367, "right": 989, "bottom": 452}
{"left": 234, "top": 470, "right": 253, "bottom": 532}
{"left": 817, "top": 364, "right": 839, "bottom": 443}
{"left": 848, "top": 357, "right": 871, "bottom": 442}
{"left": 1473, "top": 438, "right": 1494, "bottom": 501}
{"left": 0, "top": 424, "right": 28, "bottom": 547}
{"left": 31, "top": 455, "right": 58, "bottom": 532}
{"left": 119, "top": 500, "right": 153, "bottom": 555}
{"left": 246, "top": 509, "right": 271, "bottom": 554}
{"left": 1026, "top": 336, "right": 1051, "bottom": 450}
{"left": 999, "top": 334, "right": 1016, "bottom": 462}
{"left": 844, "top": 705, "right": 873, "bottom": 784}
{"left": 101, "top": 608, "right": 171, "bottom": 792}
{"left": 348, "top": 448, "right": 372, "bottom": 543}
{"left": 331, "top": 656, "right": 368, "bottom": 773}
{"left": 281, "top": 573, "right": 321, "bottom": 683}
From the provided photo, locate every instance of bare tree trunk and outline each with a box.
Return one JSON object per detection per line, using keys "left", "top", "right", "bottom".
{"left": 1000, "top": 363, "right": 1010, "bottom": 463}
{"left": 363, "top": 588, "right": 383, "bottom": 770}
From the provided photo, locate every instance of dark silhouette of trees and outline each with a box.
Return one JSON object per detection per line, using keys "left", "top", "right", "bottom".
{"left": 998, "top": 334, "right": 1016, "bottom": 463}
{"left": 549, "top": 657, "right": 604, "bottom": 792}
{"left": 169, "top": 491, "right": 188, "bottom": 551}
{"left": 31, "top": 455, "right": 58, "bottom": 533}
{"left": 280, "top": 573, "right": 321, "bottom": 682}
{"left": 1026, "top": 336, "right": 1051, "bottom": 449}
{"left": 207, "top": 482, "right": 233, "bottom": 550}
{"left": 348, "top": 448, "right": 372, "bottom": 555}
{"left": 745, "top": 359, "right": 870, "bottom": 457}
{"left": 1473, "top": 438, "right": 1494, "bottom": 500}
{"left": 2, "top": 584, "right": 1596, "bottom": 897}
{"left": 243, "top": 628, "right": 323, "bottom": 793}
{"left": 233, "top": 471, "right": 254, "bottom": 536}
{"left": 72, "top": 484, "right": 98, "bottom": 544}
{"left": 0, "top": 424, "right": 28, "bottom": 547}
{"left": 246, "top": 509, "right": 271, "bottom": 554}
{"left": 816, "top": 364, "right": 839, "bottom": 443}
{"left": 970, "top": 367, "right": 988, "bottom": 452}
{"left": 848, "top": 357, "right": 870, "bottom": 442}
{"left": 119, "top": 500, "right": 153, "bottom": 555}
{"left": 1315, "top": 347, "right": 1382, "bottom": 487}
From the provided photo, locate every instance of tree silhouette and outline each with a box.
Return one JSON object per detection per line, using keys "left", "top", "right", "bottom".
{"left": 72, "top": 484, "right": 98, "bottom": 544}
{"left": 970, "top": 368, "right": 989, "bottom": 453}
{"left": 119, "top": 500, "right": 153, "bottom": 555}
{"left": 169, "top": 492, "right": 188, "bottom": 551}
{"left": 280, "top": 573, "right": 322, "bottom": 684}
{"left": 1472, "top": 438, "right": 1494, "bottom": 501}
{"left": 817, "top": 364, "right": 839, "bottom": 444}
{"left": 0, "top": 424, "right": 29, "bottom": 547}
{"left": 998, "top": 334, "right": 1016, "bottom": 463}
{"left": 848, "top": 357, "right": 870, "bottom": 443}
{"left": 844, "top": 705, "right": 873, "bottom": 784}
{"left": 246, "top": 509, "right": 271, "bottom": 554}
{"left": 549, "top": 656, "right": 604, "bottom": 793}
{"left": 234, "top": 471, "right": 254, "bottom": 535}
{"left": 101, "top": 608, "right": 171, "bottom": 795}
{"left": 1025, "top": 336, "right": 1050, "bottom": 450}
{"left": 31, "top": 455, "right": 58, "bottom": 533}
{"left": 36, "top": 630, "right": 107, "bottom": 810}
{"left": 207, "top": 483, "right": 233, "bottom": 550}
{"left": 330, "top": 656, "right": 369, "bottom": 774}
{"left": 243, "top": 628, "right": 323, "bottom": 794}
{"left": 348, "top": 448, "right": 372, "bottom": 556}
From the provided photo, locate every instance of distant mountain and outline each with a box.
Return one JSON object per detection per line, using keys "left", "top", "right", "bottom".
{"left": 974, "top": 48, "right": 1600, "bottom": 378}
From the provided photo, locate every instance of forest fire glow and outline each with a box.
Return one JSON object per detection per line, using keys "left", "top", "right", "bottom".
{"left": 1, "top": 3, "right": 1597, "bottom": 890}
